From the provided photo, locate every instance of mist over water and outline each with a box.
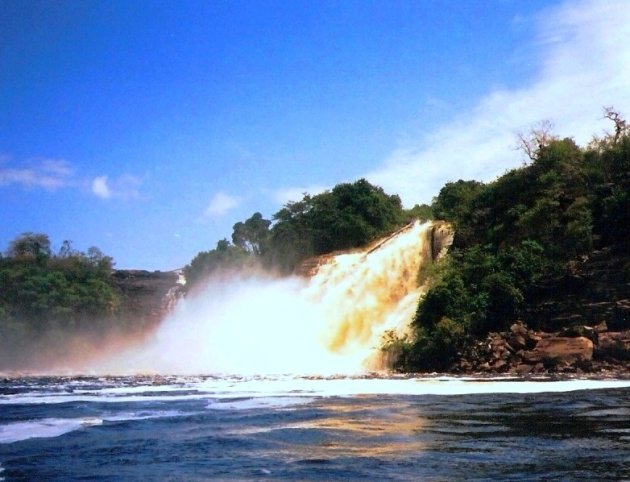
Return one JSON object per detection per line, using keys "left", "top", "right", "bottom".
{"left": 91, "top": 222, "right": 435, "bottom": 376}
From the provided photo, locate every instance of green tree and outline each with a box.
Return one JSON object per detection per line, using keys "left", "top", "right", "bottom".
{"left": 7, "top": 232, "right": 51, "bottom": 261}
{"left": 432, "top": 180, "right": 487, "bottom": 248}
{"left": 183, "top": 239, "right": 253, "bottom": 289}
{"left": 232, "top": 212, "right": 271, "bottom": 256}
{"left": 404, "top": 203, "right": 433, "bottom": 222}
{"left": 267, "top": 179, "right": 405, "bottom": 272}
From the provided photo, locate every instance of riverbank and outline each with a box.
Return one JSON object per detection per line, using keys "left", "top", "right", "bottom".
{"left": 449, "top": 321, "right": 629, "bottom": 377}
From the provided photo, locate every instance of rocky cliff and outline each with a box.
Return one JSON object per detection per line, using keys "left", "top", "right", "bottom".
{"left": 458, "top": 321, "right": 629, "bottom": 376}
{"left": 112, "top": 270, "right": 184, "bottom": 329}
{"left": 452, "top": 244, "right": 629, "bottom": 375}
{"left": 523, "top": 245, "right": 629, "bottom": 332}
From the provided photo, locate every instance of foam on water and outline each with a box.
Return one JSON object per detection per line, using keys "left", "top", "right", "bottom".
{"left": 208, "top": 396, "right": 316, "bottom": 411}
{"left": 0, "top": 417, "right": 101, "bottom": 444}
{"left": 0, "top": 409, "right": 192, "bottom": 444}
{"left": 2, "top": 376, "right": 629, "bottom": 409}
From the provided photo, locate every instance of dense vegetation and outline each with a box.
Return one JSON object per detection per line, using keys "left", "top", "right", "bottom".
{"left": 184, "top": 179, "right": 426, "bottom": 288}
{"left": 0, "top": 234, "right": 132, "bottom": 368}
{"left": 395, "top": 112, "right": 630, "bottom": 371}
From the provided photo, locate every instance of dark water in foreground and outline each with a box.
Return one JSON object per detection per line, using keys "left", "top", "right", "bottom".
{"left": 0, "top": 376, "right": 629, "bottom": 481}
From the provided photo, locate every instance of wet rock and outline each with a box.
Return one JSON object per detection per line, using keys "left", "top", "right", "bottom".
{"left": 514, "top": 364, "right": 534, "bottom": 375}
{"left": 595, "top": 331, "right": 630, "bottom": 361}
{"left": 522, "top": 336, "right": 593, "bottom": 367}
{"left": 611, "top": 300, "right": 630, "bottom": 330}
{"left": 456, "top": 319, "right": 629, "bottom": 376}
{"left": 559, "top": 324, "right": 598, "bottom": 344}
{"left": 492, "top": 360, "right": 508, "bottom": 372}
{"left": 508, "top": 322, "right": 539, "bottom": 350}
{"left": 112, "top": 269, "right": 182, "bottom": 328}
{"left": 431, "top": 222, "right": 454, "bottom": 261}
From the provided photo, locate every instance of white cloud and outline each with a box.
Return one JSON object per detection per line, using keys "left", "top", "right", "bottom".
{"left": 91, "top": 174, "right": 141, "bottom": 200}
{"left": 92, "top": 175, "right": 112, "bottom": 199}
{"left": 0, "top": 158, "right": 74, "bottom": 190}
{"left": 0, "top": 156, "right": 142, "bottom": 201}
{"left": 202, "top": 192, "right": 242, "bottom": 220}
{"left": 365, "top": 0, "right": 630, "bottom": 206}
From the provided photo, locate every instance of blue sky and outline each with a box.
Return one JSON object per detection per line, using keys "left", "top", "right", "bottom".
{"left": 2, "top": 0, "right": 630, "bottom": 270}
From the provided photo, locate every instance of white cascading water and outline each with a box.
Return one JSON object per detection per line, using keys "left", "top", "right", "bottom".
{"left": 92, "top": 221, "right": 444, "bottom": 375}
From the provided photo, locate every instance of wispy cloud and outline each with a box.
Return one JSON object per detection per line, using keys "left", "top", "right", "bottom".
{"left": 0, "top": 158, "right": 74, "bottom": 190}
{"left": 0, "top": 155, "right": 143, "bottom": 200}
{"left": 201, "top": 192, "right": 242, "bottom": 220}
{"left": 92, "top": 175, "right": 112, "bottom": 199}
{"left": 365, "top": 0, "right": 630, "bottom": 206}
{"left": 91, "top": 174, "right": 141, "bottom": 200}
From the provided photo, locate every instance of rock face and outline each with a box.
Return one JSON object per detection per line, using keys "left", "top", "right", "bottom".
{"left": 455, "top": 243, "right": 630, "bottom": 375}
{"left": 459, "top": 322, "right": 629, "bottom": 374}
{"left": 296, "top": 220, "right": 453, "bottom": 277}
{"left": 112, "top": 270, "right": 184, "bottom": 329}
{"left": 596, "top": 331, "right": 630, "bottom": 361}
{"left": 523, "top": 247, "right": 630, "bottom": 332}
{"left": 521, "top": 337, "right": 593, "bottom": 366}
{"left": 430, "top": 221, "right": 454, "bottom": 261}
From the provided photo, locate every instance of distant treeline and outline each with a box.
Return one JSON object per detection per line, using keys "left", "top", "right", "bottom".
{"left": 0, "top": 235, "right": 121, "bottom": 367}
{"left": 0, "top": 234, "right": 176, "bottom": 369}
{"left": 0, "top": 235, "right": 117, "bottom": 326}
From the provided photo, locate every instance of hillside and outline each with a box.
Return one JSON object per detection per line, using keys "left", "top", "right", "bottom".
{"left": 393, "top": 116, "right": 629, "bottom": 374}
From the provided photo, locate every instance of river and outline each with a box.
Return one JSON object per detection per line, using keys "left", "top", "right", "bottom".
{"left": 1, "top": 375, "right": 629, "bottom": 481}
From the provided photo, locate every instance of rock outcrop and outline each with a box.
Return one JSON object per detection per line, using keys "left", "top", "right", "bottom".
{"left": 521, "top": 336, "right": 593, "bottom": 366}
{"left": 523, "top": 247, "right": 630, "bottom": 332}
{"left": 112, "top": 270, "right": 184, "bottom": 329}
{"left": 430, "top": 221, "right": 454, "bottom": 261}
{"left": 596, "top": 331, "right": 630, "bottom": 361}
{"left": 458, "top": 322, "right": 629, "bottom": 375}
{"left": 296, "top": 220, "right": 453, "bottom": 277}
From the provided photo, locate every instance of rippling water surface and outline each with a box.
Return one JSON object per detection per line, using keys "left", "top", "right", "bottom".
{"left": 1, "top": 376, "right": 629, "bottom": 481}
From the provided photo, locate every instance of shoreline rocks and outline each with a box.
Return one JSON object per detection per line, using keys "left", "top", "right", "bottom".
{"left": 455, "top": 321, "right": 630, "bottom": 375}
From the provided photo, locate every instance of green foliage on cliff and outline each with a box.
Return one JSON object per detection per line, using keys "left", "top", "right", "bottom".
{"left": 184, "top": 178, "right": 406, "bottom": 288}
{"left": 399, "top": 113, "right": 630, "bottom": 371}
{"left": 0, "top": 234, "right": 117, "bottom": 324}
{"left": 183, "top": 239, "right": 254, "bottom": 288}
{"left": 0, "top": 234, "right": 122, "bottom": 367}
{"left": 267, "top": 178, "right": 405, "bottom": 272}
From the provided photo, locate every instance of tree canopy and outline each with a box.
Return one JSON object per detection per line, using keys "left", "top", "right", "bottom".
{"left": 0, "top": 234, "right": 123, "bottom": 368}
{"left": 184, "top": 178, "right": 407, "bottom": 287}
{"left": 397, "top": 112, "right": 630, "bottom": 371}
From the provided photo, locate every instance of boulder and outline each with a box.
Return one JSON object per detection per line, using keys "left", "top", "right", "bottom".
{"left": 559, "top": 324, "right": 598, "bottom": 343}
{"left": 522, "top": 336, "right": 593, "bottom": 367}
{"left": 611, "top": 300, "right": 630, "bottom": 330}
{"left": 507, "top": 322, "right": 539, "bottom": 350}
{"left": 595, "top": 331, "right": 630, "bottom": 361}
{"left": 492, "top": 359, "right": 508, "bottom": 372}
{"left": 514, "top": 363, "right": 534, "bottom": 375}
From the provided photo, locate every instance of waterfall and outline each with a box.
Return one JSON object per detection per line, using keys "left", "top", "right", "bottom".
{"left": 91, "top": 221, "right": 452, "bottom": 376}
{"left": 161, "top": 270, "right": 186, "bottom": 313}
